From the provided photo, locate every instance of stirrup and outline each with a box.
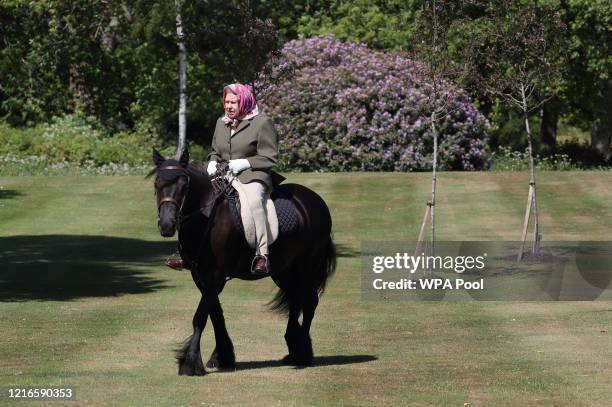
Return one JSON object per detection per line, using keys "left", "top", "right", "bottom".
{"left": 251, "top": 254, "right": 270, "bottom": 275}
{"left": 165, "top": 252, "right": 184, "bottom": 271}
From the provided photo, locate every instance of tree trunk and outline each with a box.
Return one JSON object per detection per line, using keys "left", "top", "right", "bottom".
{"left": 591, "top": 119, "right": 611, "bottom": 161}
{"left": 428, "top": 1, "right": 439, "bottom": 259}
{"left": 175, "top": 0, "right": 187, "bottom": 159}
{"left": 68, "top": 62, "right": 91, "bottom": 114}
{"left": 540, "top": 100, "right": 558, "bottom": 153}
{"left": 590, "top": 82, "right": 612, "bottom": 161}
{"left": 101, "top": 16, "right": 119, "bottom": 51}
{"left": 521, "top": 84, "right": 539, "bottom": 255}
{"left": 430, "top": 112, "right": 438, "bottom": 255}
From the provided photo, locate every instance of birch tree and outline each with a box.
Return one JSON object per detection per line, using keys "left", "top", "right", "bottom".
{"left": 413, "top": 0, "right": 475, "bottom": 258}
{"left": 175, "top": 0, "right": 187, "bottom": 158}
{"left": 465, "top": 0, "right": 566, "bottom": 259}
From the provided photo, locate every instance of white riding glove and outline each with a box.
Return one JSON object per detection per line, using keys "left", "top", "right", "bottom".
{"left": 206, "top": 160, "right": 218, "bottom": 176}
{"left": 228, "top": 159, "right": 251, "bottom": 174}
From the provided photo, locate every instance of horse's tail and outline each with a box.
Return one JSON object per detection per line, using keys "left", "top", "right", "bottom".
{"left": 268, "top": 290, "right": 292, "bottom": 315}
{"left": 268, "top": 234, "right": 337, "bottom": 316}
{"left": 316, "top": 234, "right": 337, "bottom": 295}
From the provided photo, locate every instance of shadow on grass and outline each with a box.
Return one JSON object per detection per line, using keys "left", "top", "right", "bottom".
{"left": 0, "top": 189, "right": 24, "bottom": 200}
{"left": 229, "top": 355, "right": 377, "bottom": 372}
{"left": 0, "top": 235, "right": 176, "bottom": 302}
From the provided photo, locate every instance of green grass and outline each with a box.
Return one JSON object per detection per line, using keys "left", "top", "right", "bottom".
{"left": 0, "top": 172, "right": 611, "bottom": 406}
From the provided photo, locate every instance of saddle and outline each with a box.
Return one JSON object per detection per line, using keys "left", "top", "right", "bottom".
{"left": 227, "top": 183, "right": 302, "bottom": 243}
{"left": 210, "top": 168, "right": 301, "bottom": 247}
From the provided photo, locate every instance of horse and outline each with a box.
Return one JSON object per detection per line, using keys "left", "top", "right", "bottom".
{"left": 151, "top": 147, "right": 337, "bottom": 376}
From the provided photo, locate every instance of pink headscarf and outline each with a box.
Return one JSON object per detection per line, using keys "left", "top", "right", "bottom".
{"left": 222, "top": 83, "right": 259, "bottom": 126}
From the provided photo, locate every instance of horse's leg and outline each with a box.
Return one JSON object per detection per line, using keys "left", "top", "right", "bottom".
{"left": 177, "top": 294, "right": 208, "bottom": 376}
{"left": 296, "top": 237, "right": 335, "bottom": 366}
{"left": 205, "top": 293, "right": 235, "bottom": 369}
{"left": 287, "top": 251, "right": 325, "bottom": 366}
{"left": 281, "top": 296, "right": 303, "bottom": 365}
{"left": 279, "top": 275, "right": 318, "bottom": 366}
{"left": 298, "top": 288, "right": 319, "bottom": 366}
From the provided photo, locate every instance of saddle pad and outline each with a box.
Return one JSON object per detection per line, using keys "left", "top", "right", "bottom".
{"left": 228, "top": 184, "right": 301, "bottom": 245}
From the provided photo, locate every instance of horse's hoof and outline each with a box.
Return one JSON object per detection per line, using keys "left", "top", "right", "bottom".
{"left": 281, "top": 354, "right": 294, "bottom": 365}
{"left": 206, "top": 359, "right": 235, "bottom": 369}
{"left": 179, "top": 366, "right": 206, "bottom": 376}
{"left": 205, "top": 361, "right": 235, "bottom": 371}
{"left": 206, "top": 353, "right": 235, "bottom": 369}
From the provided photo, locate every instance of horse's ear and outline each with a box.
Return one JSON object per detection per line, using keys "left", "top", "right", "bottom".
{"left": 152, "top": 148, "right": 165, "bottom": 167}
{"left": 179, "top": 145, "right": 189, "bottom": 167}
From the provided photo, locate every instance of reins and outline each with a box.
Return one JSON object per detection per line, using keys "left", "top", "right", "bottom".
{"left": 210, "top": 162, "right": 237, "bottom": 199}
{"left": 156, "top": 162, "right": 236, "bottom": 228}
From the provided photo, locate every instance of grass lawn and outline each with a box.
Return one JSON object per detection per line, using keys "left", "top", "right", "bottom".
{"left": 0, "top": 172, "right": 611, "bottom": 406}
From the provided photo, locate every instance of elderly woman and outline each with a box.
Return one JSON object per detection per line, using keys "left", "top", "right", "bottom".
{"left": 206, "top": 83, "right": 279, "bottom": 274}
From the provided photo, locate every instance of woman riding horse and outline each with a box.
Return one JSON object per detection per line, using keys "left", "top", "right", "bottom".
{"left": 153, "top": 83, "right": 336, "bottom": 375}
{"left": 208, "top": 83, "right": 278, "bottom": 274}
{"left": 167, "top": 83, "right": 280, "bottom": 275}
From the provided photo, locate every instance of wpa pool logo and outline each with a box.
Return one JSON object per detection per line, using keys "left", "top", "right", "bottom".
{"left": 419, "top": 278, "right": 484, "bottom": 290}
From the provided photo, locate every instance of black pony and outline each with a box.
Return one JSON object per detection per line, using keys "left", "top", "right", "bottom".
{"left": 151, "top": 148, "right": 336, "bottom": 376}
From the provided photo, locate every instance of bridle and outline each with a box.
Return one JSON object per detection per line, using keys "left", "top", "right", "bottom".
{"left": 155, "top": 162, "right": 237, "bottom": 278}
{"left": 155, "top": 163, "right": 234, "bottom": 229}
{"left": 156, "top": 165, "right": 190, "bottom": 226}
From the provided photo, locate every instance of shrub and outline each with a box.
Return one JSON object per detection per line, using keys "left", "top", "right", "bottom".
{"left": 555, "top": 138, "right": 612, "bottom": 168}
{"left": 490, "top": 147, "right": 579, "bottom": 171}
{"left": 0, "top": 113, "right": 209, "bottom": 174}
{"left": 256, "top": 36, "right": 490, "bottom": 171}
{"left": 0, "top": 123, "right": 40, "bottom": 156}
{"left": 0, "top": 155, "right": 153, "bottom": 176}
{"left": 31, "top": 114, "right": 104, "bottom": 164}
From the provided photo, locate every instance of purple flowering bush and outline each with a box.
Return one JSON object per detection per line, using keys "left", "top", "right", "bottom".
{"left": 256, "top": 36, "right": 489, "bottom": 171}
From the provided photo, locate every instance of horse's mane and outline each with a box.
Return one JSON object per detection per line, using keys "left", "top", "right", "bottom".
{"left": 186, "top": 161, "right": 206, "bottom": 178}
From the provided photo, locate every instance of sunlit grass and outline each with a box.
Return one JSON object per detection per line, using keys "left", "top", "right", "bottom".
{"left": 0, "top": 172, "right": 610, "bottom": 406}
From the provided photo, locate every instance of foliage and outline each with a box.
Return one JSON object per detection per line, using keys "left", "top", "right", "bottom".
{"left": 297, "top": 0, "right": 418, "bottom": 51}
{"left": 490, "top": 145, "right": 611, "bottom": 171}
{"left": 561, "top": 0, "right": 612, "bottom": 157}
{"left": 251, "top": 0, "right": 332, "bottom": 43}
{"left": 489, "top": 147, "right": 577, "bottom": 171}
{"left": 563, "top": 0, "right": 612, "bottom": 123}
{"left": 1, "top": 0, "right": 609, "bottom": 164}
{"left": 555, "top": 138, "right": 612, "bottom": 168}
{"left": 410, "top": 0, "right": 481, "bottom": 169}
{"left": 0, "top": 0, "right": 279, "bottom": 144}
{"left": 0, "top": 113, "right": 208, "bottom": 172}
{"left": 450, "top": 0, "right": 568, "bottom": 113}
{"left": 256, "top": 36, "right": 490, "bottom": 172}
{"left": 487, "top": 102, "right": 543, "bottom": 151}
{"left": 294, "top": 1, "right": 610, "bottom": 158}
{"left": 0, "top": 155, "right": 153, "bottom": 176}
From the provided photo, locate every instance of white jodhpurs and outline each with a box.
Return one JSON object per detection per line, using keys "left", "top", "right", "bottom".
{"left": 240, "top": 180, "right": 271, "bottom": 256}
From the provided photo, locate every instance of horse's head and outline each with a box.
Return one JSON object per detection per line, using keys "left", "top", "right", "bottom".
{"left": 151, "top": 147, "right": 190, "bottom": 237}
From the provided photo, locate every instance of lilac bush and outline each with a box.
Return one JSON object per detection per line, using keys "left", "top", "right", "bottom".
{"left": 255, "top": 36, "right": 490, "bottom": 171}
